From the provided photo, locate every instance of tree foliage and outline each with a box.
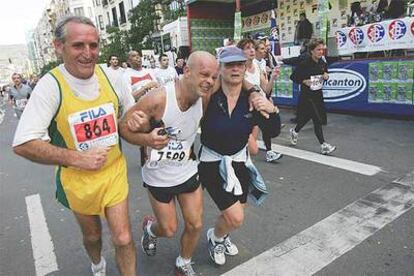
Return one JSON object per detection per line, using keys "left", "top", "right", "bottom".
{"left": 40, "top": 60, "right": 61, "bottom": 77}
{"left": 99, "top": 27, "right": 130, "bottom": 64}
{"left": 128, "top": 0, "right": 159, "bottom": 51}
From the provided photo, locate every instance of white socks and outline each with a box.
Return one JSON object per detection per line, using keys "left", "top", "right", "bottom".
{"left": 176, "top": 255, "right": 191, "bottom": 267}
{"left": 91, "top": 256, "right": 106, "bottom": 273}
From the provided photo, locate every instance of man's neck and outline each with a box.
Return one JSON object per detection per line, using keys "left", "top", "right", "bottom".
{"left": 176, "top": 79, "right": 198, "bottom": 111}
{"left": 111, "top": 65, "right": 119, "bottom": 70}
{"left": 14, "top": 83, "right": 22, "bottom": 89}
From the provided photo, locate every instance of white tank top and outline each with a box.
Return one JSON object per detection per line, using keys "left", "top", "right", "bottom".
{"left": 244, "top": 62, "right": 262, "bottom": 87}
{"left": 142, "top": 82, "right": 202, "bottom": 187}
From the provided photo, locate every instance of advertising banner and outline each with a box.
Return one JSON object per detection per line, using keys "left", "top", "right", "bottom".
{"left": 274, "top": 60, "right": 414, "bottom": 117}
{"left": 336, "top": 17, "right": 414, "bottom": 55}
{"left": 242, "top": 11, "right": 271, "bottom": 32}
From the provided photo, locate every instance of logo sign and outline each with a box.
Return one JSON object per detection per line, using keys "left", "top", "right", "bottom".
{"left": 388, "top": 20, "right": 407, "bottom": 40}
{"left": 349, "top": 28, "right": 364, "bottom": 45}
{"left": 411, "top": 21, "right": 414, "bottom": 35}
{"left": 336, "top": 31, "right": 347, "bottom": 47}
{"left": 367, "top": 24, "right": 385, "bottom": 42}
{"left": 323, "top": 68, "right": 367, "bottom": 102}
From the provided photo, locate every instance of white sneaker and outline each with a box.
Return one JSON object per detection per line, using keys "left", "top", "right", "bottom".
{"left": 223, "top": 234, "right": 239, "bottom": 256}
{"left": 321, "top": 142, "right": 336, "bottom": 155}
{"left": 91, "top": 257, "right": 106, "bottom": 276}
{"left": 266, "top": 150, "right": 283, "bottom": 162}
{"left": 289, "top": 128, "right": 298, "bottom": 145}
{"left": 207, "top": 228, "right": 226, "bottom": 265}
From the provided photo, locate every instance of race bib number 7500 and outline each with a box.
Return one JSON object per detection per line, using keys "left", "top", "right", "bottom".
{"left": 68, "top": 103, "right": 118, "bottom": 151}
{"left": 149, "top": 140, "right": 191, "bottom": 164}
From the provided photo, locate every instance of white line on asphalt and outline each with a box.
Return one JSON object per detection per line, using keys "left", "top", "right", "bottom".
{"left": 25, "top": 194, "right": 58, "bottom": 276}
{"left": 222, "top": 172, "right": 414, "bottom": 276}
{"left": 258, "top": 141, "right": 382, "bottom": 176}
{"left": 196, "top": 128, "right": 382, "bottom": 176}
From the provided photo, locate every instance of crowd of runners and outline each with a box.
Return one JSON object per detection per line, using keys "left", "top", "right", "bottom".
{"left": 11, "top": 15, "right": 336, "bottom": 276}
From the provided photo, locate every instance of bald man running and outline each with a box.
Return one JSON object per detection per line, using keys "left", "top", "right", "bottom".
{"left": 120, "top": 51, "right": 218, "bottom": 276}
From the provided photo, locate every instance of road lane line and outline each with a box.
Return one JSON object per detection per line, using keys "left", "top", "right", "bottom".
{"left": 196, "top": 128, "right": 382, "bottom": 176}
{"left": 258, "top": 141, "right": 382, "bottom": 176}
{"left": 222, "top": 172, "right": 414, "bottom": 276}
{"left": 25, "top": 194, "right": 58, "bottom": 276}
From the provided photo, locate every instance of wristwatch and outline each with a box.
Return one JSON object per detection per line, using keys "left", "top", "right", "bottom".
{"left": 247, "top": 85, "right": 261, "bottom": 95}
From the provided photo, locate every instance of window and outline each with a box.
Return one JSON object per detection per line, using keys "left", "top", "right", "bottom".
{"left": 98, "top": 15, "right": 105, "bottom": 30}
{"left": 107, "top": 11, "right": 111, "bottom": 27}
{"left": 119, "top": 1, "right": 126, "bottom": 24}
{"left": 112, "top": 7, "right": 118, "bottom": 27}
{"left": 74, "top": 7, "right": 84, "bottom": 16}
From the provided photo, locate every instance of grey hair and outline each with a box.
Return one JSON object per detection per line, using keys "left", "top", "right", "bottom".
{"left": 54, "top": 15, "right": 96, "bottom": 43}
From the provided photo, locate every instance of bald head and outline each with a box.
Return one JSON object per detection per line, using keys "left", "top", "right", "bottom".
{"left": 187, "top": 51, "right": 217, "bottom": 70}
{"left": 181, "top": 51, "right": 218, "bottom": 100}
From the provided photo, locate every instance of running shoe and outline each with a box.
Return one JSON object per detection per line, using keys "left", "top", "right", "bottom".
{"left": 207, "top": 228, "right": 226, "bottom": 265}
{"left": 321, "top": 142, "right": 336, "bottom": 155}
{"left": 91, "top": 257, "right": 106, "bottom": 276}
{"left": 265, "top": 150, "right": 283, "bottom": 162}
{"left": 223, "top": 234, "right": 239, "bottom": 256}
{"left": 289, "top": 128, "right": 298, "bottom": 145}
{"left": 174, "top": 261, "right": 196, "bottom": 276}
{"left": 141, "top": 215, "right": 157, "bottom": 256}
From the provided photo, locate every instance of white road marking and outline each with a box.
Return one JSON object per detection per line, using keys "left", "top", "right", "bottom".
{"left": 258, "top": 141, "right": 382, "bottom": 176}
{"left": 25, "top": 194, "right": 58, "bottom": 276}
{"left": 197, "top": 128, "right": 382, "bottom": 176}
{"left": 222, "top": 172, "right": 414, "bottom": 276}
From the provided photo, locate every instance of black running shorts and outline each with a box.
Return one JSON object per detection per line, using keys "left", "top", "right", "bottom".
{"left": 143, "top": 173, "right": 200, "bottom": 203}
{"left": 198, "top": 161, "right": 250, "bottom": 211}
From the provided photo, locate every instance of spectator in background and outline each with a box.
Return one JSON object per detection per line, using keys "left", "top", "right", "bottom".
{"left": 175, "top": 57, "right": 185, "bottom": 76}
{"left": 29, "top": 74, "right": 39, "bottom": 89}
{"left": 123, "top": 50, "right": 159, "bottom": 101}
{"left": 121, "top": 61, "right": 129, "bottom": 69}
{"left": 149, "top": 58, "right": 157, "bottom": 70}
{"left": 105, "top": 54, "right": 124, "bottom": 86}
{"left": 386, "top": 0, "right": 406, "bottom": 18}
{"left": 153, "top": 54, "right": 178, "bottom": 86}
{"left": 294, "top": 13, "right": 313, "bottom": 46}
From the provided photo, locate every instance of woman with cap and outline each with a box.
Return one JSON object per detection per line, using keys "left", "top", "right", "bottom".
{"left": 199, "top": 46, "right": 281, "bottom": 266}
{"left": 236, "top": 38, "right": 283, "bottom": 163}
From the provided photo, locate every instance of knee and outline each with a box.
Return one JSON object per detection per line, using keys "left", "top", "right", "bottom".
{"left": 112, "top": 230, "right": 133, "bottom": 247}
{"left": 158, "top": 223, "right": 177, "bottom": 238}
{"left": 184, "top": 218, "right": 203, "bottom": 234}
{"left": 223, "top": 212, "right": 244, "bottom": 229}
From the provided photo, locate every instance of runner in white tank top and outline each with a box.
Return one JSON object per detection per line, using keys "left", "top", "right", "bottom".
{"left": 142, "top": 82, "right": 202, "bottom": 187}
{"left": 119, "top": 51, "right": 219, "bottom": 275}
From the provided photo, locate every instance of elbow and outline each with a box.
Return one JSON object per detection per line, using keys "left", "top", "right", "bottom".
{"left": 13, "top": 145, "right": 26, "bottom": 157}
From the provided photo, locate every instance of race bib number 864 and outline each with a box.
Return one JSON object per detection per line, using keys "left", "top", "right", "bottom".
{"left": 69, "top": 103, "right": 118, "bottom": 151}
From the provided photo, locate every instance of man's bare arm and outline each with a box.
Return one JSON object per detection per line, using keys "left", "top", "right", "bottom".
{"left": 119, "top": 88, "right": 169, "bottom": 148}
{"left": 13, "top": 140, "right": 109, "bottom": 171}
{"left": 132, "top": 81, "right": 159, "bottom": 101}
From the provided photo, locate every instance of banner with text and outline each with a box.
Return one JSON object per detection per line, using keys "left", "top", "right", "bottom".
{"left": 336, "top": 17, "right": 414, "bottom": 55}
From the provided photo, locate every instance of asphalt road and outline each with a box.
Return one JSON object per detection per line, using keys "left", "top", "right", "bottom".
{"left": 1, "top": 100, "right": 413, "bottom": 276}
